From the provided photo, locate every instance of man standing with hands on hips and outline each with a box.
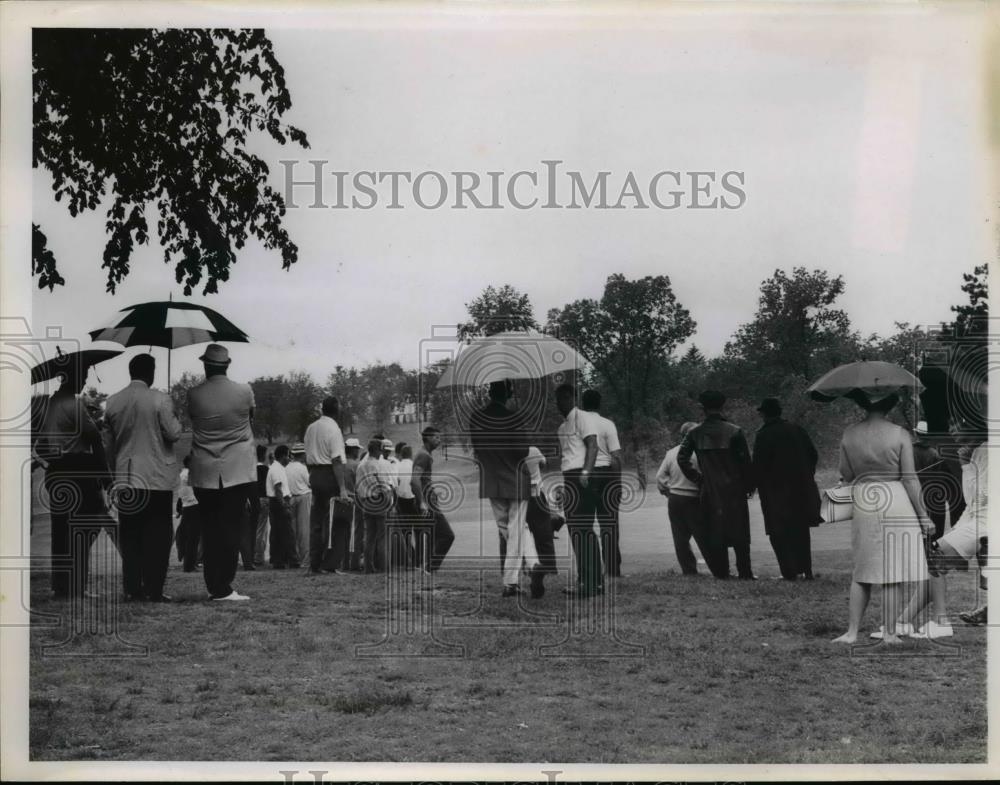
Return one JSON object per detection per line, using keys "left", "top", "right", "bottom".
{"left": 303, "top": 396, "right": 348, "bottom": 575}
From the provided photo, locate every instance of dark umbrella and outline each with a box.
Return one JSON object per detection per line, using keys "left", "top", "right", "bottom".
{"left": 807, "top": 360, "right": 923, "bottom": 403}
{"left": 89, "top": 298, "right": 249, "bottom": 387}
{"left": 30, "top": 346, "right": 122, "bottom": 385}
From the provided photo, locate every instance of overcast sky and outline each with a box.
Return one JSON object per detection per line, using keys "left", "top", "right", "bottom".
{"left": 30, "top": 6, "right": 992, "bottom": 394}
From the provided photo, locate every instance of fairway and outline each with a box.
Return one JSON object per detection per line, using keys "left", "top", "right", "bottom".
{"left": 27, "top": 468, "right": 987, "bottom": 764}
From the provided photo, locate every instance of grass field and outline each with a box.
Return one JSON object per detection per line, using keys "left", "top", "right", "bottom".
{"left": 27, "top": 453, "right": 987, "bottom": 764}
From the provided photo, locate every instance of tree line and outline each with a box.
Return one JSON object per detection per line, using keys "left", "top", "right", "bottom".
{"left": 162, "top": 265, "right": 986, "bottom": 469}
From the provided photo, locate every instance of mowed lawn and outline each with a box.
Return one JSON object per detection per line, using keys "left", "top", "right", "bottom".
{"left": 27, "top": 463, "right": 986, "bottom": 763}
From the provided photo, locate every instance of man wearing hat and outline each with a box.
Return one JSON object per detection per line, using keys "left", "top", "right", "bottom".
{"left": 677, "top": 390, "right": 757, "bottom": 580}
{"left": 187, "top": 344, "right": 255, "bottom": 601}
{"left": 751, "top": 397, "right": 821, "bottom": 581}
{"left": 286, "top": 442, "right": 312, "bottom": 565}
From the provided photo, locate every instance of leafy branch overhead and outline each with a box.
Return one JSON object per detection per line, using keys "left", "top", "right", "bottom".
{"left": 33, "top": 28, "right": 309, "bottom": 294}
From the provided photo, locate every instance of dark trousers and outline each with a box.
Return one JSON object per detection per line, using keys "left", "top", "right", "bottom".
{"left": 420, "top": 510, "right": 454, "bottom": 572}
{"left": 243, "top": 494, "right": 260, "bottom": 567}
{"left": 193, "top": 482, "right": 252, "bottom": 599}
{"left": 323, "top": 498, "right": 354, "bottom": 571}
{"left": 526, "top": 495, "right": 557, "bottom": 575}
{"left": 594, "top": 468, "right": 622, "bottom": 577}
{"left": 716, "top": 543, "right": 753, "bottom": 579}
{"left": 360, "top": 509, "right": 387, "bottom": 573}
{"left": 390, "top": 498, "right": 421, "bottom": 570}
{"left": 563, "top": 471, "right": 602, "bottom": 593}
{"left": 348, "top": 502, "right": 365, "bottom": 571}
{"left": 268, "top": 497, "right": 298, "bottom": 567}
{"left": 118, "top": 488, "right": 173, "bottom": 599}
{"left": 44, "top": 455, "right": 111, "bottom": 598}
{"left": 667, "top": 493, "right": 724, "bottom": 576}
{"left": 307, "top": 466, "right": 340, "bottom": 572}
{"left": 177, "top": 505, "right": 202, "bottom": 572}
{"left": 770, "top": 527, "right": 812, "bottom": 580}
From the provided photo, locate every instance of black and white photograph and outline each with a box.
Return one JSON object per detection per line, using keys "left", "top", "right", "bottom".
{"left": 1, "top": 0, "right": 996, "bottom": 780}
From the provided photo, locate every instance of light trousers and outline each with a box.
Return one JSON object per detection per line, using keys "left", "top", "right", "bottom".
{"left": 490, "top": 498, "right": 539, "bottom": 586}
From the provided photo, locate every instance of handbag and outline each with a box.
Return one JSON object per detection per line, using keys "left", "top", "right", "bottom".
{"left": 820, "top": 485, "right": 853, "bottom": 523}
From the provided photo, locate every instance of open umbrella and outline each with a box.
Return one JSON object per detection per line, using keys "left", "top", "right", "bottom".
{"left": 807, "top": 360, "right": 923, "bottom": 403}
{"left": 435, "top": 331, "right": 590, "bottom": 388}
{"left": 89, "top": 298, "right": 249, "bottom": 387}
{"left": 30, "top": 346, "right": 123, "bottom": 385}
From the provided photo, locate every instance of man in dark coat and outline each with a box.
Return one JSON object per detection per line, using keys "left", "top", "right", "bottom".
{"left": 751, "top": 398, "right": 821, "bottom": 581}
{"left": 911, "top": 421, "right": 965, "bottom": 540}
{"left": 678, "top": 390, "right": 756, "bottom": 580}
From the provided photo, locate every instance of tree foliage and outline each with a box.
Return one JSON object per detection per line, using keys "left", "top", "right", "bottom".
{"left": 458, "top": 284, "right": 539, "bottom": 340}
{"left": 168, "top": 371, "right": 205, "bottom": 432}
{"left": 33, "top": 28, "right": 309, "bottom": 294}
{"left": 721, "top": 267, "right": 860, "bottom": 400}
{"left": 546, "top": 274, "right": 696, "bottom": 438}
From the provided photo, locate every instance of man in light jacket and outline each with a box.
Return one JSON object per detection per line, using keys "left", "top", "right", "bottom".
{"left": 105, "top": 353, "right": 183, "bottom": 601}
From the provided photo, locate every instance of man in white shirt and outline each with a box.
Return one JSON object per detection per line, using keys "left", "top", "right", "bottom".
{"left": 303, "top": 397, "right": 348, "bottom": 575}
{"left": 286, "top": 443, "right": 312, "bottom": 567}
{"left": 524, "top": 445, "right": 558, "bottom": 583}
{"left": 555, "top": 383, "right": 602, "bottom": 597}
{"left": 266, "top": 445, "right": 297, "bottom": 568}
{"left": 582, "top": 389, "right": 624, "bottom": 579}
{"left": 656, "top": 422, "right": 724, "bottom": 577}
{"left": 355, "top": 438, "right": 394, "bottom": 572}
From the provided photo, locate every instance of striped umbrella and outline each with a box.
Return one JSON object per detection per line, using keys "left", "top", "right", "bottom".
{"left": 89, "top": 299, "right": 249, "bottom": 387}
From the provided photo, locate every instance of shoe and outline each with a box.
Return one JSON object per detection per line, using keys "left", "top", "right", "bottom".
{"left": 869, "top": 622, "right": 916, "bottom": 640}
{"left": 243, "top": 565, "right": 256, "bottom": 571}
{"left": 501, "top": 586, "right": 521, "bottom": 598}
{"left": 212, "top": 591, "right": 250, "bottom": 601}
{"left": 738, "top": 574, "right": 758, "bottom": 581}
{"left": 82, "top": 590, "right": 102, "bottom": 599}
{"left": 959, "top": 606, "right": 988, "bottom": 626}
{"left": 274, "top": 564, "right": 287, "bottom": 570}
{"left": 529, "top": 566, "right": 546, "bottom": 599}
{"left": 917, "top": 620, "right": 954, "bottom": 639}
{"left": 145, "top": 594, "right": 173, "bottom": 603}
{"left": 123, "top": 592, "right": 143, "bottom": 602}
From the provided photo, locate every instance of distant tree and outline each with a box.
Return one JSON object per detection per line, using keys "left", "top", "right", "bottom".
{"left": 950, "top": 263, "right": 989, "bottom": 339}
{"left": 546, "top": 274, "right": 696, "bottom": 449}
{"left": 326, "top": 365, "right": 367, "bottom": 434}
{"left": 723, "top": 267, "right": 860, "bottom": 398}
{"left": 33, "top": 28, "right": 309, "bottom": 294}
{"left": 282, "top": 370, "right": 321, "bottom": 441}
{"left": 169, "top": 371, "right": 204, "bottom": 431}
{"left": 249, "top": 375, "right": 285, "bottom": 444}
{"left": 458, "top": 284, "right": 539, "bottom": 340}
{"left": 359, "top": 363, "right": 408, "bottom": 433}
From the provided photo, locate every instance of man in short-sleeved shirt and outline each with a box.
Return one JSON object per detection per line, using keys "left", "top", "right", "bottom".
{"left": 556, "top": 383, "right": 602, "bottom": 596}
{"left": 187, "top": 344, "right": 255, "bottom": 601}
{"left": 266, "top": 445, "right": 297, "bottom": 568}
{"left": 303, "top": 397, "right": 348, "bottom": 574}
{"left": 411, "top": 427, "right": 455, "bottom": 573}
{"left": 286, "top": 443, "right": 312, "bottom": 567}
{"left": 581, "top": 389, "right": 623, "bottom": 578}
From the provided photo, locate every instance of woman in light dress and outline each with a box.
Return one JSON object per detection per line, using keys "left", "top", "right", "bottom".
{"left": 832, "top": 393, "right": 934, "bottom": 644}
